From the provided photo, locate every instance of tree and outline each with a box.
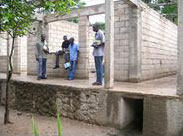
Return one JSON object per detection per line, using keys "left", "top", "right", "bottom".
{"left": 67, "top": 0, "right": 86, "bottom": 23}
{"left": 0, "top": 0, "right": 76, "bottom": 124}
{"left": 142, "top": 0, "right": 177, "bottom": 23}
{"left": 93, "top": 22, "right": 105, "bottom": 31}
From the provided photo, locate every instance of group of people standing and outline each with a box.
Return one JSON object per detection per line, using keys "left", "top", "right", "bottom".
{"left": 35, "top": 24, "right": 105, "bottom": 86}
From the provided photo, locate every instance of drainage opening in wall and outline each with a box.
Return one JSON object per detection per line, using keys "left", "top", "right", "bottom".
{"left": 121, "top": 98, "right": 143, "bottom": 135}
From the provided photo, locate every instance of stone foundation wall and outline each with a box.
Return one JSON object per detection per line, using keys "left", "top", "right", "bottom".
{"left": 0, "top": 79, "right": 138, "bottom": 129}
{"left": 141, "top": 2, "right": 177, "bottom": 80}
{"left": 1, "top": 79, "right": 183, "bottom": 135}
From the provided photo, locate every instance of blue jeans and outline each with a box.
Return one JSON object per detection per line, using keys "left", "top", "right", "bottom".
{"left": 37, "top": 58, "right": 47, "bottom": 78}
{"left": 68, "top": 60, "right": 77, "bottom": 80}
{"left": 94, "top": 56, "right": 103, "bottom": 84}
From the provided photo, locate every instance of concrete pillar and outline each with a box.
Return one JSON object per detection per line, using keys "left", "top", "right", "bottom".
{"left": 104, "top": 0, "right": 114, "bottom": 89}
{"left": 77, "top": 16, "right": 89, "bottom": 79}
{"left": 27, "top": 21, "right": 43, "bottom": 76}
{"left": 177, "top": 0, "right": 183, "bottom": 95}
{"left": 128, "top": 8, "right": 142, "bottom": 83}
{"left": 143, "top": 96, "right": 183, "bottom": 136}
{"left": 13, "top": 38, "right": 21, "bottom": 74}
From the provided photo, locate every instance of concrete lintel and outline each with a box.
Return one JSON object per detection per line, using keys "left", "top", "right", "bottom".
{"left": 44, "top": 0, "right": 140, "bottom": 23}
{"left": 44, "top": 4, "right": 105, "bottom": 23}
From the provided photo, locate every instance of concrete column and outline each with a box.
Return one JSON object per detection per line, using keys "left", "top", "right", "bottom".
{"left": 77, "top": 16, "right": 89, "bottom": 79}
{"left": 27, "top": 21, "right": 42, "bottom": 76}
{"left": 13, "top": 38, "right": 21, "bottom": 74}
{"left": 128, "top": 8, "right": 142, "bottom": 83}
{"left": 104, "top": 0, "right": 114, "bottom": 89}
{"left": 177, "top": 0, "right": 183, "bottom": 95}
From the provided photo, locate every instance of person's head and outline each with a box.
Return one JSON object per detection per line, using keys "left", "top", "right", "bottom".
{"left": 63, "top": 35, "right": 67, "bottom": 41}
{"left": 69, "top": 37, "right": 74, "bottom": 45}
{"left": 41, "top": 34, "right": 46, "bottom": 41}
{"left": 93, "top": 24, "right": 99, "bottom": 32}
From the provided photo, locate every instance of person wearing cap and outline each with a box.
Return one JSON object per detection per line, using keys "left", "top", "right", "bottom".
{"left": 91, "top": 24, "right": 105, "bottom": 86}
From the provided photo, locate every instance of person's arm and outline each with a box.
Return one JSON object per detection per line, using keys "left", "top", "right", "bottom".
{"left": 61, "top": 42, "right": 64, "bottom": 51}
{"left": 35, "top": 43, "right": 40, "bottom": 60}
{"left": 98, "top": 32, "right": 105, "bottom": 47}
{"left": 44, "top": 41, "right": 49, "bottom": 54}
{"left": 77, "top": 44, "right": 79, "bottom": 59}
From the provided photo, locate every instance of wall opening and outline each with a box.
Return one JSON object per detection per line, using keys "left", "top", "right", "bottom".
{"left": 20, "top": 36, "right": 27, "bottom": 74}
{"left": 88, "top": 14, "right": 105, "bottom": 78}
{"left": 121, "top": 98, "right": 143, "bottom": 135}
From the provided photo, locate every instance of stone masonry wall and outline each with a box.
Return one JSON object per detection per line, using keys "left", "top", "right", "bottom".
{"left": 0, "top": 79, "right": 138, "bottom": 129}
{"left": 141, "top": 3, "right": 177, "bottom": 80}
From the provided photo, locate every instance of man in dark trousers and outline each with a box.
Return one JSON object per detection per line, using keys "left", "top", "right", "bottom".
{"left": 53, "top": 35, "right": 70, "bottom": 69}
{"left": 68, "top": 37, "right": 79, "bottom": 80}
{"left": 92, "top": 24, "right": 105, "bottom": 86}
{"left": 35, "top": 34, "right": 49, "bottom": 80}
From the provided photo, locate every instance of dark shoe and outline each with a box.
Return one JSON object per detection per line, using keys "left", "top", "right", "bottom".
{"left": 53, "top": 65, "right": 59, "bottom": 69}
{"left": 37, "top": 77, "right": 41, "bottom": 80}
{"left": 41, "top": 77, "right": 47, "bottom": 79}
{"left": 92, "top": 82, "right": 102, "bottom": 86}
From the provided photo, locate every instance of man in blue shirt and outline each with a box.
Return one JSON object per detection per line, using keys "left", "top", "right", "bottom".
{"left": 92, "top": 24, "right": 105, "bottom": 85}
{"left": 68, "top": 37, "right": 79, "bottom": 80}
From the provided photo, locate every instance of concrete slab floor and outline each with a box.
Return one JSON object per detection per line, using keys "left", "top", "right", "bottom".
{"left": 0, "top": 73, "right": 177, "bottom": 97}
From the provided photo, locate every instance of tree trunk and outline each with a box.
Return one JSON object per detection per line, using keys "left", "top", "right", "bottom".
{"left": 4, "top": 35, "right": 15, "bottom": 124}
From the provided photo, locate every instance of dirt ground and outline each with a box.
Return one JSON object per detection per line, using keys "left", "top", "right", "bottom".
{"left": 0, "top": 106, "right": 117, "bottom": 136}
{"left": 0, "top": 106, "right": 142, "bottom": 136}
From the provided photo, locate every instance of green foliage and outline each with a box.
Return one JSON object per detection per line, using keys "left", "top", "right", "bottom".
{"left": 31, "top": 112, "right": 62, "bottom": 136}
{"left": 94, "top": 22, "right": 105, "bottom": 31}
{"left": 0, "top": 0, "right": 77, "bottom": 37}
{"left": 141, "top": 0, "right": 177, "bottom": 23}
{"left": 57, "top": 112, "right": 62, "bottom": 136}
{"left": 32, "top": 116, "right": 40, "bottom": 136}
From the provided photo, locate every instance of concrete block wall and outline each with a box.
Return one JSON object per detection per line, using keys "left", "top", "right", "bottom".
{"left": 47, "top": 20, "right": 95, "bottom": 78}
{"left": 114, "top": 1, "right": 134, "bottom": 81}
{"left": 48, "top": 20, "right": 79, "bottom": 52}
{"left": 27, "top": 20, "right": 95, "bottom": 77}
{"left": 20, "top": 36, "right": 28, "bottom": 73}
{"left": 141, "top": 2, "right": 177, "bottom": 80}
{"left": 0, "top": 32, "right": 7, "bottom": 56}
{"left": 0, "top": 32, "right": 7, "bottom": 73}
{"left": 143, "top": 96, "right": 183, "bottom": 136}
{"left": 13, "top": 38, "right": 21, "bottom": 74}
{"left": 0, "top": 56, "right": 7, "bottom": 73}
{"left": 88, "top": 27, "right": 95, "bottom": 72}
{"left": 45, "top": 21, "right": 79, "bottom": 77}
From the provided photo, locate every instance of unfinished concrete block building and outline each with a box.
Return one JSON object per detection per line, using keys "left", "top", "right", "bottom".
{"left": 1, "top": 1, "right": 183, "bottom": 136}
{"left": 0, "top": 0, "right": 177, "bottom": 83}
